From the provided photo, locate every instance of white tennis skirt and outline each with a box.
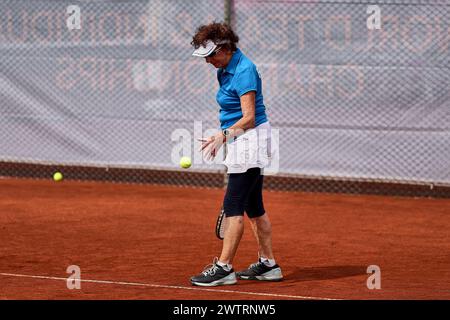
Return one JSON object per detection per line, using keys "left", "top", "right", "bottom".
{"left": 223, "top": 121, "right": 275, "bottom": 174}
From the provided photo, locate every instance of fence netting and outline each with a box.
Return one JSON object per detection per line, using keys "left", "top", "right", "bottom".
{"left": 1, "top": 0, "right": 449, "bottom": 196}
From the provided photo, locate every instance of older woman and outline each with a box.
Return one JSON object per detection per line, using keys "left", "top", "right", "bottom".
{"left": 190, "top": 22, "right": 282, "bottom": 286}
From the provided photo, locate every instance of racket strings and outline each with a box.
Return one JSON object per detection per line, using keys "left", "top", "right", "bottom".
{"left": 220, "top": 218, "right": 226, "bottom": 236}
{"left": 216, "top": 208, "right": 227, "bottom": 240}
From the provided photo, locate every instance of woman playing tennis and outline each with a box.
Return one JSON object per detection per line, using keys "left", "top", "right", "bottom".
{"left": 190, "top": 22, "right": 283, "bottom": 286}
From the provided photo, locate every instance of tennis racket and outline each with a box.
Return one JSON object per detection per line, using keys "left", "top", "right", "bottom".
{"left": 215, "top": 136, "right": 229, "bottom": 240}
{"left": 197, "top": 137, "right": 228, "bottom": 240}
{"left": 215, "top": 206, "right": 227, "bottom": 240}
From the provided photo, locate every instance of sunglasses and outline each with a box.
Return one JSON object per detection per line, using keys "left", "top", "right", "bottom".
{"left": 206, "top": 46, "right": 221, "bottom": 58}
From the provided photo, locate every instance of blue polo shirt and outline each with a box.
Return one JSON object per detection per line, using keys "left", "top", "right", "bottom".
{"left": 216, "top": 48, "right": 268, "bottom": 129}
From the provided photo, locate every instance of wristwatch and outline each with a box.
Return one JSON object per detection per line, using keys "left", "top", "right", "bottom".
{"left": 222, "top": 129, "right": 231, "bottom": 142}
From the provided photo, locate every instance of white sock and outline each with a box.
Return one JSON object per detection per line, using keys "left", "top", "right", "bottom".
{"left": 260, "top": 257, "right": 276, "bottom": 268}
{"left": 217, "top": 260, "right": 232, "bottom": 272}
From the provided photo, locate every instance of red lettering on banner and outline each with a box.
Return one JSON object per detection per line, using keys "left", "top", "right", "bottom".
{"left": 30, "top": 10, "right": 53, "bottom": 43}
{"left": 378, "top": 15, "right": 399, "bottom": 51}
{"left": 284, "top": 63, "right": 307, "bottom": 98}
{"left": 79, "top": 57, "right": 98, "bottom": 90}
{"left": 295, "top": 15, "right": 313, "bottom": 51}
{"left": 334, "top": 65, "right": 364, "bottom": 99}
{"left": 6, "top": 9, "right": 29, "bottom": 43}
{"left": 55, "top": 56, "right": 77, "bottom": 90}
{"left": 435, "top": 17, "right": 450, "bottom": 54}
{"left": 108, "top": 59, "right": 134, "bottom": 91}
{"left": 310, "top": 66, "right": 333, "bottom": 97}
{"left": 402, "top": 15, "right": 433, "bottom": 53}
{"left": 98, "top": 11, "right": 122, "bottom": 44}
{"left": 267, "top": 14, "right": 288, "bottom": 51}
{"left": 325, "top": 15, "right": 352, "bottom": 51}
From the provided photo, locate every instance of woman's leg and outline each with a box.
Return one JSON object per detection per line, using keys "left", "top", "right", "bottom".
{"left": 219, "top": 168, "right": 261, "bottom": 264}
{"left": 237, "top": 171, "right": 283, "bottom": 281}
{"left": 249, "top": 213, "right": 274, "bottom": 260}
{"left": 219, "top": 216, "right": 244, "bottom": 264}
{"left": 190, "top": 168, "right": 263, "bottom": 286}
{"left": 244, "top": 172, "right": 274, "bottom": 259}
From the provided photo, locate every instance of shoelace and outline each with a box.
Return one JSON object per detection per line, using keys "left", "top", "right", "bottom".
{"left": 249, "top": 261, "right": 264, "bottom": 270}
{"left": 202, "top": 258, "right": 220, "bottom": 276}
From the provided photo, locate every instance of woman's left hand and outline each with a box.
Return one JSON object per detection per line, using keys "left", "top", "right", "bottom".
{"left": 199, "top": 132, "right": 224, "bottom": 161}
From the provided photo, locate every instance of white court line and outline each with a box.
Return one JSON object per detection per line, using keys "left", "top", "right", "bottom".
{"left": 0, "top": 272, "right": 340, "bottom": 300}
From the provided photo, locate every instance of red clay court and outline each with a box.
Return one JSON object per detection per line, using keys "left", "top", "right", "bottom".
{"left": 1, "top": 0, "right": 449, "bottom": 303}
{"left": 1, "top": 177, "right": 449, "bottom": 300}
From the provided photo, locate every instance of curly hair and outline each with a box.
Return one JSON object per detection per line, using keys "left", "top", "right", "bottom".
{"left": 191, "top": 22, "right": 239, "bottom": 52}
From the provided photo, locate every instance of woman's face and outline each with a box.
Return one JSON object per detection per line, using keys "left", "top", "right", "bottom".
{"left": 205, "top": 47, "right": 232, "bottom": 69}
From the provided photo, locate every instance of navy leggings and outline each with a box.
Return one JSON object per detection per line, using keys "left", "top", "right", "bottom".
{"left": 223, "top": 167, "right": 265, "bottom": 218}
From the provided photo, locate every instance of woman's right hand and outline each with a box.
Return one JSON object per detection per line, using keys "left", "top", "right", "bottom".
{"left": 198, "top": 132, "right": 224, "bottom": 161}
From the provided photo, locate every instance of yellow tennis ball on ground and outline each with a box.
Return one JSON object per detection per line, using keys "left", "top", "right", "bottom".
{"left": 53, "top": 172, "right": 63, "bottom": 182}
{"left": 180, "top": 156, "right": 192, "bottom": 169}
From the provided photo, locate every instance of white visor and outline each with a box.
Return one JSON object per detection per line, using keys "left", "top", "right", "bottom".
{"left": 192, "top": 40, "right": 229, "bottom": 57}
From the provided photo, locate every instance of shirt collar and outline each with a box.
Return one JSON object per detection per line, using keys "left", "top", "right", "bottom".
{"left": 223, "top": 48, "right": 242, "bottom": 75}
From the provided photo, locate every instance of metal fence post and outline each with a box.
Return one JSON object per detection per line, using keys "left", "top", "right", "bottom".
{"left": 224, "top": 0, "right": 234, "bottom": 26}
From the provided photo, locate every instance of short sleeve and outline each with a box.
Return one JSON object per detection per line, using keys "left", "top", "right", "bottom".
{"left": 234, "top": 66, "right": 259, "bottom": 97}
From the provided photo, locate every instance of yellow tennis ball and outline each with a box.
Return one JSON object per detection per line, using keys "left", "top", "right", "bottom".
{"left": 180, "top": 156, "right": 192, "bottom": 169}
{"left": 53, "top": 172, "right": 63, "bottom": 182}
